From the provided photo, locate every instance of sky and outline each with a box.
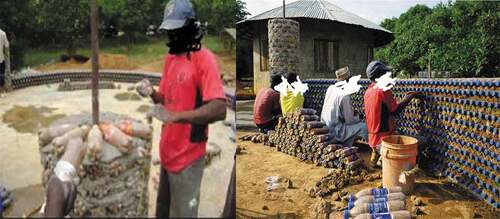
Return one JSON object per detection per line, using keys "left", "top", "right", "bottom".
{"left": 243, "top": 0, "right": 447, "bottom": 24}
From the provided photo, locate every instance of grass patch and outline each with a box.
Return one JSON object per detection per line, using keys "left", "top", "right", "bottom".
{"left": 24, "top": 35, "right": 223, "bottom": 69}
{"left": 136, "top": 104, "right": 151, "bottom": 113}
{"left": 114, "top": 92, "right": 142, "bottom": 101}
{"left": 2, "top": 105, "right": 65, "bottom": 134}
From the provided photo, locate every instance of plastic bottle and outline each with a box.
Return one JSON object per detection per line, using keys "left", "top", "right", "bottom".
{"left": 343, "top": 200, "right": 406, "bottom": 218}
{"left": 117, "top": 120, "right": 152, "bottom": 139}
{"left": 354, "top": 187, "right": 402, "bottom": 198}
{"left": 87, "top": 125, "right": 104, "bottom": 161}
{"left": 353, "top": 211, "right": 411, "bottom": 219}
{"left": 99, "top": 123, "right": 133, "bottom": 153}
{"left": 335, "top": 147, "right": 358, "bottom": 158}
{"left": 38, "top": 123, "right": 78, "bottom": 145}
{"left": 52, "top": 125, "right": 90, "bottom": 148}
{"left": 348, "top": 192, "right": 406, "bottom": 207}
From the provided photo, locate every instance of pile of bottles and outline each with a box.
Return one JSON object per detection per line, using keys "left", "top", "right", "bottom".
{"left": 304, "top": 78, "right": 500, "bottom": 208}
{"left": 11, "top": 70, "right": 162, "bottom": 90}
{"left": 343, "top": 186, "right": 409, "bottom": 219}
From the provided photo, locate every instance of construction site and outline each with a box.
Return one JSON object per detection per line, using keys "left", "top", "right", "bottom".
{"left": 235, "top": 1, "right": 499, "bottom": 218}
{"left": 0, "top": 73, "right": 235, "bottom": 217}
{"left": 236, "top": 78, "right": 499, "bottom": 218}
{"left": 0, "top": 1, "right": 237, "bottom": 217}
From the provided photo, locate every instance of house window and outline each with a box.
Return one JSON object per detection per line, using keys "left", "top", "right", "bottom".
{"left": 314, "top": 39, "right": 338, "bottom": 73}
{"left": 259, "top": 39, "right": 269, "bottom": 71}
{"left": 367, "top": 46, "right": 373, "bottom": 63}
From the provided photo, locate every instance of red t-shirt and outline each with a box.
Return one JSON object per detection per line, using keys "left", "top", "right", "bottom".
{"left": 363, "top": 83, "right": 399, "bottom": 148}
{"left": 158, "top": 48, "right": 225, "bottom": 173}
{"left": 253, "top": 88, "right": 280, "bottom": 125}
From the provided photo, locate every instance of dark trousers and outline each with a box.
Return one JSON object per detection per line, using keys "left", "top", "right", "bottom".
{"left": 156, "top": 167, "right": 171, "bottom": 218}
{"left": 0, "top": 61, "right": 5, "bottom": 87}
{"left": 222, "top": 162, "right": 236, "bottom": 217}
{"left": 256, "top": 116, "right": 279, "bottom": 133}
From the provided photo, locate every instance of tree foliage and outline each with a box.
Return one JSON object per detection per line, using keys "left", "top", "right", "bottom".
{"left": 375, "top": 1, "right": 499, "bottom": 77}
{"left": 192, "top": 0, "right": 250, "bottom": 33}
{"left": 37, "top": 0, "right": 90, "bottom": 55}
{"left": 0, "top": 0, "right": 36, "bottom": 69}
{"left": 1, "top": 0, "right": 249, "bottom": 70}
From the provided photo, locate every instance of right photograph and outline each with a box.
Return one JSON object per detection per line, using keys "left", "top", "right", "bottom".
{"left": 235, "top": 0, "right": 500, "bottom": 218}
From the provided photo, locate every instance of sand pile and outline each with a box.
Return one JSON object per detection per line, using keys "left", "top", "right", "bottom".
{"left": 36, "top": 54, "right": 138, "bottom": 71}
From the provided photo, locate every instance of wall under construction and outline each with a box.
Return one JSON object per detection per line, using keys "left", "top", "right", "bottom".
{"left": 39, "top": 113, "right": 152, "bottom": 217}
{"left": 302, "top": 78, "right": 500, "bottom": 208}
{"left": 268, "top": 18, "right": 300, "bottom": 77}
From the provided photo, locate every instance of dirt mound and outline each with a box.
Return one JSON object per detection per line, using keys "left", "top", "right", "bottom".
{"left": 83, "top": 54, "right": 137, "bottom": 70}
{"left": 36, "top": 53, "right": 138, "bottom": 71}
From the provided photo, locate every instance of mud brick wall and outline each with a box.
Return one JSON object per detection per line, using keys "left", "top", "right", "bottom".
{"left": 39, "top": 113, "right": 152, "bottom": 217}
{"left": 268, "top": 19, "right": 300, "bottom": 77}
{"left": 302, "top": 78, "right": 500, "bottom": 208}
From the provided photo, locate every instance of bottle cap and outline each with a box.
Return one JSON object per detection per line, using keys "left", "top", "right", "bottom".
{"left": 348, "top": 201, "right": 355, "bottom": 210}
{"left": 343, "top": 210, "right": 350, "bottom": 219}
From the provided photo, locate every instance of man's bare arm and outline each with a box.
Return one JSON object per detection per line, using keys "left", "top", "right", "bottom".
{"left": 392, "top": 91, "right": 422, "bottom": 115}
{"left": 174, "top": 99, "right": 227, "bottom": 125}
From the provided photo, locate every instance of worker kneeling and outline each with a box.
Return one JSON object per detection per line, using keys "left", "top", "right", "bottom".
{"left": 320, "top": 67, "right": 368, "bottom": 147}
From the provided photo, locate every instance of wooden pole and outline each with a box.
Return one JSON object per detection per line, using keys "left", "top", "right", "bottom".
{"left": 283, "top": 0, "right": 286, "bottom": 18}
{"left": 90, "top": 0, "right": 99, "bottom": 124}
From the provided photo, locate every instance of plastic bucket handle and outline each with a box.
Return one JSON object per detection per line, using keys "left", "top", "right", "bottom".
{"left": 381, "top": 147, "right": 417, "bottom": 160}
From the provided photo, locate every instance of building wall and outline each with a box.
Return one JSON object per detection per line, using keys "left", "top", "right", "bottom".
{"left": 299, "top": 19, "right": 374, "bottom": 79}
{"left": 252, "top": 21, "right": 271, "bottom": 94}
{"left": 249, "top": 19, "right": 375, "bottom": 93}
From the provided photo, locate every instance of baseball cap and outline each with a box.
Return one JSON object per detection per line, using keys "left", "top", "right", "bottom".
{"left": 159, "top": 0, "right": 195, "bottom": 30}
{"left": 366, "top": 60, "right": 391, "bottom": 80}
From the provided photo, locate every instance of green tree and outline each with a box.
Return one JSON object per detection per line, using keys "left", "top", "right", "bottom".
{"left": 236, "top": 0, "right": 251, "bottom": 22}
{"left": 375, "top": 1, "right": 499, "bottom": 77}
{"left": 37, "top": 0, "right": 90, "bottom": 56}
{"left": 0, "top": 0, "right": 36, "bottom": 70}
{"left": 192, "top": 0, "right": 249, "bottom": 33}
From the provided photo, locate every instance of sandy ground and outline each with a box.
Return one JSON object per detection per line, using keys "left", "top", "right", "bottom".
{"left": 236, "top": 131, "right": 500, "bottom": 219}
{"left": 0, "top": 83, "right": 235, "bottom": 217}
{"left": 235, "top": 101, "right": 498, "bottom": 219}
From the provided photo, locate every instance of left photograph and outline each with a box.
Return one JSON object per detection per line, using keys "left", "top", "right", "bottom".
{"left": 0, "top": 0, "right": 236, "bottom": 218}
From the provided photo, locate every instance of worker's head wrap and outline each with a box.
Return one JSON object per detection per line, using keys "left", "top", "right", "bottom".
{"left": 286, "top": 73, "right": 298, "bottom": 84}
{"left": 271, "top": 74, "right": 282, "bottom": 89}
{"left": 165, "top": 19, "right": 206, "bottom": 55}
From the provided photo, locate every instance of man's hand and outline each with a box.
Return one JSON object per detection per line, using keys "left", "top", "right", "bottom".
{"left": 147, "top": 104, "right": 177, "bottom": 123}
{"left": 135, "top": 79, "right": 154, "bottom": 97}
{"left": 45, "top": 176, "right": 77, "bottom": 217}
{"left": 393, "top": 91, "right": 424, "bottom": 115}
{"left": 406, "top": 91, "right": 424, "bottom": 99}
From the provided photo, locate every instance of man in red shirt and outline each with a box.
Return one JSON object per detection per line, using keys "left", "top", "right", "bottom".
{"left": 136, "top": 0, "right": 226, "bottom": 217}
{"left": 253, "top": 74, "right": 282, "bottom": 133}
{"left": 364, "top": 61, "right": 422, "bottom": 167}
